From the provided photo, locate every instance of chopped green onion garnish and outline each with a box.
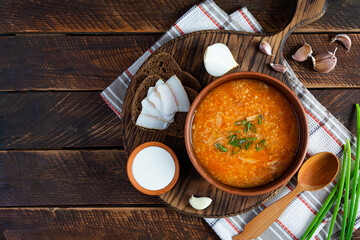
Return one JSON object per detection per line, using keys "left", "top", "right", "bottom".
{"left": 227, "top": 135, "right": 237, "bottom": 144}
{"left": 245, "top": 138, "right": 256, "bottom": 150}
{"left": 234, "top": 120, "right": 247, "bottom": 126}
{"left": 231, "top": 146, "right": 241, "bottom": 155}
{"left": 258, "top": 114, "right": 263, "bottom": 125}
{"left": 215, "top": 143, "right": 227, "bottom": 152}
{"left": 249, "top": 123, "right": 256, "bottom": 133}
{"left": 231, "top": 138, "right": 246, "bottom": 147}
{"left": 256, "top": 139, "right": 265, "bottom": 151}
{"left": 226, "top": 130, "right": 240, "bottom": 133}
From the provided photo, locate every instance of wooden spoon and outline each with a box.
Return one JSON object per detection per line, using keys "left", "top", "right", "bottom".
{"left": 233, "top": 152, "right": 339, "bottom": 240}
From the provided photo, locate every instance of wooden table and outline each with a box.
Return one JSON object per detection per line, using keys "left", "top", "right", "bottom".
{"left": 0, "top": 0, "right": 359, "bottom": 239}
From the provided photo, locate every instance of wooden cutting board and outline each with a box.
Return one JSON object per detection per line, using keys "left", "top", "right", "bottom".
{"left": 122, "top": 0, "right": 327, "bottom": 217}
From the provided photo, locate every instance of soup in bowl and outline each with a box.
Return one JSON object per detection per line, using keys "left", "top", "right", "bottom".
{"left": 184, "top": 72, "right": 308, "bottom": 196}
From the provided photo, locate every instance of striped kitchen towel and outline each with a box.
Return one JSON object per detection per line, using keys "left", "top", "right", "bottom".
{"left": 101, "top": 0, "right": 359, "bottom": 239}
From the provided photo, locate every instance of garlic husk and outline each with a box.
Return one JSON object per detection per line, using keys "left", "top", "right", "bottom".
{"left": 331, "top": 34, "right": 351, "bottom": 52}
{"left": 311, "top": 48, "right": 337, "bottom": 73}
{"left": 270, "top": 63, "right": 287, "bottom": 73}
{"left": 189, "top": 195, "right": 212, "bottom": 210}
{"left": 259, "top": 41, "right": 273, "bottom": 56}
{"left": 203, "top": 43, "right": 239, "bottom": 77}
{"left": 292, "top": 43, "right": 312, "bottom": 62}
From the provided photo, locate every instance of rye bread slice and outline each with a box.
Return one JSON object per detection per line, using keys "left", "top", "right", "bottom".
{"left": 131, "top": 52, "right": 201, "bottom": 93}
{"left": 132, "top": 75, "right": 197, "bottom": 138}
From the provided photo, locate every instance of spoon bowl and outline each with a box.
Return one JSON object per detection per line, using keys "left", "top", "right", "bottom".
{"left": 233, "top": 152, "right": 339, "bottom": 240}
{"left": 298, "top": 152, "right": 339, "bottom": 191}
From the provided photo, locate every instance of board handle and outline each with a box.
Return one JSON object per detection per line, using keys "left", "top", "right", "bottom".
{"left": 264, "top": 0, "right": 327, "bottom": 57}
{"left": 280, "top": 0, "right": 327, "bottom": 35}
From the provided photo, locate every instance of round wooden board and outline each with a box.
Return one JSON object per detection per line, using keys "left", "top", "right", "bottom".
{"left": 122, "top": 31, "right": 286, "bottom": 218}
{"left": 122, "top": 0, "right": 327, "bottom": 217}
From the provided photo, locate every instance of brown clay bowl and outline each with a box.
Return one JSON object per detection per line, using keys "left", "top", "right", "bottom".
{"left": 184, "top": 72, "right": 309, "bottom": 196}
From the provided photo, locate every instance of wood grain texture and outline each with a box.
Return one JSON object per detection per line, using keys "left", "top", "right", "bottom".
{"left": 309, "top": 89, "right": 360, "bottom": 134}
{"left": 0, "top": 207, "right": 218, "bottom": 240}
{"left": 0, "top": 35, "right": 159, "bottom": 91}
{"left": 284, "top": 33, "right": 360, "bottom": 88}
{"left": 0, "top": 150, "right": 160, "bottom": 206}
{"left": 0, "top": 33, "right": 359, "bottom": 91}
{"left": 0, "top": 92, "right": 123, "bottom": 149}
{"left": 0, "top": 0, "right": 358, "bottom": 33}
{"left": 0, "top": 89, "right": 356, "bottom": 207}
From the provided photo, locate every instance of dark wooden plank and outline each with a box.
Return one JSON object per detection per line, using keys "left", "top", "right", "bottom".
{"left": 0, "top": 0, "right": 294, "bottom": 33}
{"left": 0, "top": 35, "right": 159, "bottom": 91}
{"left": 0, "top": 0, "right": 358, "bottom": 33}
{"left": 309, "top": 89, "right": 360, "bottom": 134}
{"left": 0, "top": 150, "right": 160, "bottom": 206}
{"left": 0, "top": 33, "right": 359, "bottom": 91}
{"left": 0, "top": 92, "right": 123, "bottom": 149}
{"left": 284, "top": 33, "right": 360, "bottom": 88}
{"left": 0, "top": 207, "right": 218, "bottom": 240}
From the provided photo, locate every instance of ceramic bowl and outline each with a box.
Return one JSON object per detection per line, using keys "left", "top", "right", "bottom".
{"left": 127, "top": 142, "right": 180, "bottom": 195}
{"left": 184, "top": 72, "right": 309, "bottom": 196}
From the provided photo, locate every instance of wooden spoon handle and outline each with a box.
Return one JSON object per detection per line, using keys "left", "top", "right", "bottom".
{"left": 232, "top": 186, "right": 303, "bottom": 240}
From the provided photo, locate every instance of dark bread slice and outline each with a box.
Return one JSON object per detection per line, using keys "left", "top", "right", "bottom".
{"left": 132, "top": 75, "right": 197, "bottom": 138}
{"left": 131, "top": 52, "right": 201, "bottom": 93}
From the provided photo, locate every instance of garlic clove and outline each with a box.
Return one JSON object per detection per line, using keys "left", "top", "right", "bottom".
{"left": 311, "top": 48, "right": 337, "bottom": 73}
{"left": 259, "top": 41, "right": 273, "bottom": 56}
{"left": 270, "top": 63, "right": 287, "bottom": 73}
{"left": 331, "top": 34, "right": 351, "bottom": 52}
{"left": 189, "top": 195, "right": 212, "bottom": 210}
{"left": 203, "top": 43, "right": 239, "bottom": 77}
{"left": 292, "top": 43, "right": 312, "bottom": 62}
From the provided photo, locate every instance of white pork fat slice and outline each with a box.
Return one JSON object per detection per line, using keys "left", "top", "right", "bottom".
{"left": 141, "top": 98, "right": 174, "bottom": 123}
{"left": 155, "top": 79, "right": 165, "bottom": 87}
{"left": 136, "top": 112, "right": 169, "bottom": 130}
{"left": 166, "top": 75, "right": 190, "bottom": 112}
{"left": 156, "top": 84, "right": 178, "bottom": 116}
{"left": 147, "top": 88, "right": 163, "bottom": 113}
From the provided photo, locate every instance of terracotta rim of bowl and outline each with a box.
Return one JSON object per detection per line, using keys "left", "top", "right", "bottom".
{"left": 184, "top": 72, "right": 309, "bottom": 196}
{"left": 127, "top": 142, "right": 180, "bottom": 195}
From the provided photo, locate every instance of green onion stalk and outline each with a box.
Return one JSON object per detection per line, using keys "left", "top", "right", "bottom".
{"left": 327, "top": 144, "right": 347, "bottom": 239}
{"left": 345, "top": 104, "right": 360, "bottom": 240}
{"left": 340, "top": 140, "right": 352, "bottom": 240}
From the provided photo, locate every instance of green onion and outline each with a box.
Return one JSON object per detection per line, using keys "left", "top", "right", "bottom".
{"left": 245, "top": 138, "right": 256, "bottom": 150}
{"left": 231, "top": 146, "right": 241, "bottom": 155}
{"left": 249, "top": 123, "right": 256, "bottom": 133}
{"left": 256, "top": 139, "right": 265, "bottom": 151}
{"left": 301, "top": 182, "right": 339, "bottom": 240}
{"left": 234, "top": 120, "right": 247, "bottom": 126}
{"left": 345, "top": 104, "right": 360, "bottom": 240}
{"left": 227, "top": 130, "right": 240, "bottom": 134}
{"left": 245, "top": 122, "right": 251, "bottom": 133}
{"left": 258, "top": 114, "right": 263, "bottom": 125}
{"left": 327, "top": 144, "right": 347, "bottom": 240}
{"left": 231, "top": 138, "right": 246, "bottom": 147}
{"left": 340, "top": 139, "right": 352, "bottom": 240}
{"left": 245, "top": 122, "right": 256, "bottom": 133}
{"left": 215, "top": 143, "right": 227, "bottom": 152}
{"left": 228, "top": 135, "right": 237, "bottom": 144}
{"left": 305, "top": 193, "right": 338, "bottom": 240}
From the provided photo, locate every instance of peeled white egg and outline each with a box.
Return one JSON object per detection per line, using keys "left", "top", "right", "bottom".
{"left": 189, "top": 195, "right": 212, "bottom": 210}
{"left": 203, "top": 43, "right": 239, "bottom": 77}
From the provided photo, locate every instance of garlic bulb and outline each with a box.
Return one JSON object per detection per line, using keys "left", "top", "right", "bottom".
{"left": 331, "top": 34, "right": 351, "bottom": 52}
{"left": 259, "top": 41, "right": 273, "bottom": 56}
{"left": 292, "top": 43, "right": 312, "bottom": 62}
{"left": 203, "top": 43, "right": 239, "bottom": 77}
{"left": 270, "top": 63, "right": 287, "bottom": 73}
{"left": 311, "top": 48, "right": 337, "bottom": 73}
{"left": 189, "top": 195, "right": 212, "bottom": 210}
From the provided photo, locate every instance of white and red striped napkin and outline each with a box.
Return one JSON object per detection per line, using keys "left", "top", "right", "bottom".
{"left": 101, "top": 1, "right": 359, "bottom": 239}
